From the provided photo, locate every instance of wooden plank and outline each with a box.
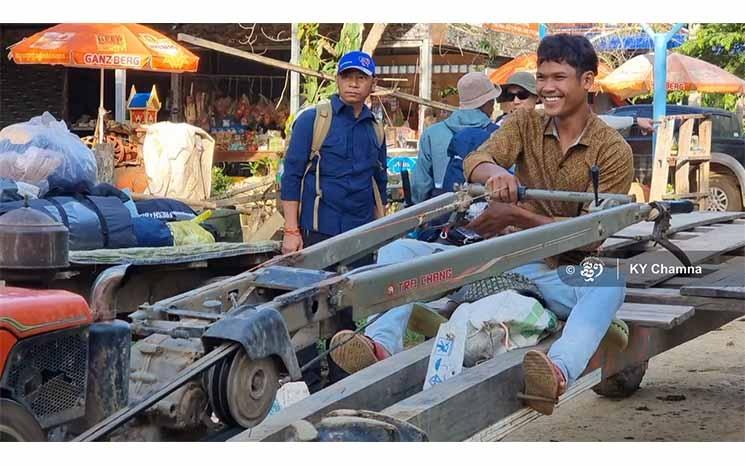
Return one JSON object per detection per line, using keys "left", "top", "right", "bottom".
{"left": 698, "top": 119, "right": 712, "bottom": 211}
{"left": 674, "top": 118, "right": 694, "bottom": 196}
{"left": 466, "top": 369, "right": 601, "bottom": 442}
{"left": 601, "top": 212, "right": 745, "bottom": 251}
{"left": 362, "top": 23, "right": 388, "bottom": 54}
{"left": 624, "top": 287, "right": 745, "bottom": 314}
{"left": 622, "top": 223, "right": 745, "bottom": 288}
{"left": 234, "top": 340, "right": 435, "bottom": 441}
{"left": 616, "top": 303, "right": 694, "bottom": 329}
{"left": 247, "top": 211, "right": 284, "bottom": 242}
{"left": 380, "top": 337, "right": 555, "bottom": 442}
{"left": 649, "top": 118, "right": 676, "bottom": 202}
{"left": 681, "top": 257, "right": 745, "bottom": 299}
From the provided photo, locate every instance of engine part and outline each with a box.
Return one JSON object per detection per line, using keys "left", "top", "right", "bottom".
{"left": 0, "top": 206, "right": 69, "bottom": 282}
{"left": 128, "top": 334, "right": 208, "bottom": 432}
{"left": 0, "top": 326, "right": 89, "bottom": 429}
{"left": 224, "top": 352, "right": 279, "bottom": 428}
{"left": 70, "top": 320, "right": 131, "bottom": 435}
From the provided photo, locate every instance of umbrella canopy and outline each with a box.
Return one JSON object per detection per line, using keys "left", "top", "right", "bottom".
{"left": 8, "top": 23, "right": 199, "bottom": 143}
{"left": 8, "top": 23, "right": 199, "bottom": 72}
{"left": 597, "top": 52, "right": 745, "bottom": 99}
{"left": 489, "top": 52, "right": 613, "bottom": 93}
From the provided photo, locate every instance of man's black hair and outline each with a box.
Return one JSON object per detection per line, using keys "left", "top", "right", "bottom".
{"left": 537, "top": 34, "right": 598, "bottom": 76}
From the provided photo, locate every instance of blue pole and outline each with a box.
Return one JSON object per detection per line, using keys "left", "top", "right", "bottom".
{"left": 641, "top": 23, "right": 685, "bottom": 148}
{"left": 539, "top": 24, "right": 548, "bottom": 39}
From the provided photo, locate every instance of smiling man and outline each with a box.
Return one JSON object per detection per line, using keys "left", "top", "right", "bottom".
{"left": 463, "top": 34, "right": 633, "bottom": 414}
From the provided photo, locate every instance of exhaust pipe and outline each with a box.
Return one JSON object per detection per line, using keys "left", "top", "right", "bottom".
{"left": 90, "top": 264, "right": 130, "bottom": 321}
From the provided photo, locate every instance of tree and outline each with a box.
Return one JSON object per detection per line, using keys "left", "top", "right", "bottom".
{"left": 676, "top": 23, "right": 745, "bottom": 111}
{"left": 297, "top": 23, "right": 362, "bottom": 106}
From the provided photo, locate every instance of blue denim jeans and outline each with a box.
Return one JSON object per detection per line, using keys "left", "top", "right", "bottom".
{"left": 364, "top": 239, "right": 625, "bottom": 385}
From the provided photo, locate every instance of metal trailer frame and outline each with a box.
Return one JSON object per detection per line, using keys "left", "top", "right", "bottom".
{"left": 73, "top": 184, "right": 736, "bottom": 442}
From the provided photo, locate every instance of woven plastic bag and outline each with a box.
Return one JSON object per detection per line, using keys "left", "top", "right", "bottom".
{"left": 450, "top": 290, "right": 559, "bottom": 367}
{"left": 167, "top": 210, "right": 216, "bottom": 246}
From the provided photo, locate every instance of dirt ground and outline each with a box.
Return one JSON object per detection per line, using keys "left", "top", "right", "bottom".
{"left": 503, "top": 317, "right": 745, "bottom": 442}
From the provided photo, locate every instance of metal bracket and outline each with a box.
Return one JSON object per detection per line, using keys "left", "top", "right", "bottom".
{"left": 202, "top": 305, "right": 301, "bottom": 381}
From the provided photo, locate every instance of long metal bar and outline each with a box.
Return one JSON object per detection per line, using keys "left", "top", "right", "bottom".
{"left": 335, "top": 203, "right": 648, "bottom": 317}
{"left": 289, "top": 191, "right": 467, "bottom": 270}
{"left": 466, "top": 184, "right": 635, "bottom": 205}
{"left": 177, "top": 33, "right": 458, "bottom": 113}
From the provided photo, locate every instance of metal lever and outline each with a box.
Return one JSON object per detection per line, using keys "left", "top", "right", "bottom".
{"left": 590, "top": 165, "right": 600, "bottom": 207}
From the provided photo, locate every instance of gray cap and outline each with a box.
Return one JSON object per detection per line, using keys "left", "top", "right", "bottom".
{"left": 457, "top": 72, "right": 502, "bottom": 110}
{"left": 504, "top": 71, "right": 537, "bottom": 96}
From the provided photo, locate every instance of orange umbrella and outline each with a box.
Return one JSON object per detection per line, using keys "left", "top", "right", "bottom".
{"left": 597, "top": 52, "right": 745, "bottom": 99}
{"left": 8, "top": 23, "right": 199, "bottom": 141}
{"left": 489, "top": 52, "right": 613, "bottom": 93}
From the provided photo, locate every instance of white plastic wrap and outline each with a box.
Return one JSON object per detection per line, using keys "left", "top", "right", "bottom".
{"left": 0, "top": 112, "right": 97, "bottom": 193}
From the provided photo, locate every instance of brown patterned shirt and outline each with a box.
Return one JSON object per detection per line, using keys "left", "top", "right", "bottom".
{"left": 463, "top": 108, "right": 634, "bottom": 266}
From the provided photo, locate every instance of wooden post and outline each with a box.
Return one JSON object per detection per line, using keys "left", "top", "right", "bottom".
{"left": 698, "top": 118, "right": 712, "bottom": 210}
{"left": 674, "top": 118, "right": 694, "bottom": 197}
{"left": 418, "top": 31, "right": 433, "bottom": 133}
{"left": 114, "top": 69, "right": 127, "bottom": 122}
{"left": 171, "top": 73, "right": 183, "bottom": 122}
{"left": 362, "top": 23, "right": 387, "bottom": 55}
{"left": 290, "top": 23, "right": 301, "bottom": 115}
{"left": 649, "top": 117, "right": 675, "bottom": 202}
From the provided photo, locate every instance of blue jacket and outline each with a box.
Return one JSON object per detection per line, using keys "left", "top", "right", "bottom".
{"left": 411, "top": 109, "right": 494, "bottom": 204}
{"left": 280, "top": 95, "right": 387, "bottom": 235}
{"left": 436, "top": 123, "right": 500, "bottom": 197}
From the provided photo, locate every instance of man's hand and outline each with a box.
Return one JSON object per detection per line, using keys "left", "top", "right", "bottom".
{"left": 466, "top": 202, "right": 518, "bottom": 238}
{"left": 281, "top": 233, "right": 303, "bottom": 255}
{"left": 485, "top": 171, "right": 520, "bottom": 204}
{"left": 637, "top": 117, "right": 654, "bottom": 135}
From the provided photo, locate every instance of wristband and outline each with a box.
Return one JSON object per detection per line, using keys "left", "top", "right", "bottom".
{"left": 283, "top": 227, "right": 301, "bottom": 237}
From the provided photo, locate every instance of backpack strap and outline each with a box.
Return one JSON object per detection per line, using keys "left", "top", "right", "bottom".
{"left": 299, "top": 103, "right": 388, "bottom": 229}
{"left": 298, "top": 101, "right": 333, "bottom": 231}
{"left": 370, "top": 116, "right": 386, "bottom": 218}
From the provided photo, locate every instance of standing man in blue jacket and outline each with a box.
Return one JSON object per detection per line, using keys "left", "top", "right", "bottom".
{"left": 410, "top": 72, "right": 501, "bottom": 204}
{"left": 280, "top": 51, "right": 387, "bottom": 254}
{"left": 280, "top": 50, "right": 387, "bottom": 391}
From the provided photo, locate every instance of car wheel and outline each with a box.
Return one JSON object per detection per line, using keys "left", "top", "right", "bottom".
{"left": 706, "top": 174, "right": 743, "bottom": 212}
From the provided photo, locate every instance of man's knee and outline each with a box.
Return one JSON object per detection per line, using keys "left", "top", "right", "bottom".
{"left": 377, "top": 239, "right": 439, "bottom": 265}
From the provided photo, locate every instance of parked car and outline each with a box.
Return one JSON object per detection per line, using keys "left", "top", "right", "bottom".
{"left": 604, "top": 104, "right": 745, "bottom": 211}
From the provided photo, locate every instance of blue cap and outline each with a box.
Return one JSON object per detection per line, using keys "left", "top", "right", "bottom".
{"left": 337, "top": 51, "right": 376, "bottom": 76}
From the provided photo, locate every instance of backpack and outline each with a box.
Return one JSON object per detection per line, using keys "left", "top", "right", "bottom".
{"left": 299, "top": 101, "right": 386, "bottom": 231}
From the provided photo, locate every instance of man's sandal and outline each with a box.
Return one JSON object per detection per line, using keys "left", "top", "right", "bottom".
{"left": 329, "top": 330, "right": 390, "bottom": 375}
{"left": 600, "top": 318, "right": 629, "bottom": 352}
{"left": 517, "top": 350, "right": 567, "bottom": 415}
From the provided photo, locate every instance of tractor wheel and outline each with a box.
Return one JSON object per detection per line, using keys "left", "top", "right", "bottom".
{"left": 592, "top": 361, "right": 648, "bottom": 399}
{"left": 0, "top": 398, "right": 46, "bottom": 441}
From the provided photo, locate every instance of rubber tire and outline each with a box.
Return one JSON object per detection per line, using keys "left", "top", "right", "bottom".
{"left": 0, "top": 398, "right": 46, "bottom": 441}
{"left": 592, "top": 361, "right": 648, "bottom": 399}
{"left": 707, "top": 174, "right": 743, "bottom": 212}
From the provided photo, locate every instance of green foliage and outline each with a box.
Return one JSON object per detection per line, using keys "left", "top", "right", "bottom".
{"left": 242, "top": 157, "right": 280, "bottom": 177}
{"left": 674, "top": 23, "right": 745, "bottom": 111}
{"left": 679, "top": 24, "right": 745, "bottom": 78}
{"left": 211, "top": 166, "right": 233, "bottom": 197}
{"left": 297, "top": 23, "right": 363, "bottom": 107}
